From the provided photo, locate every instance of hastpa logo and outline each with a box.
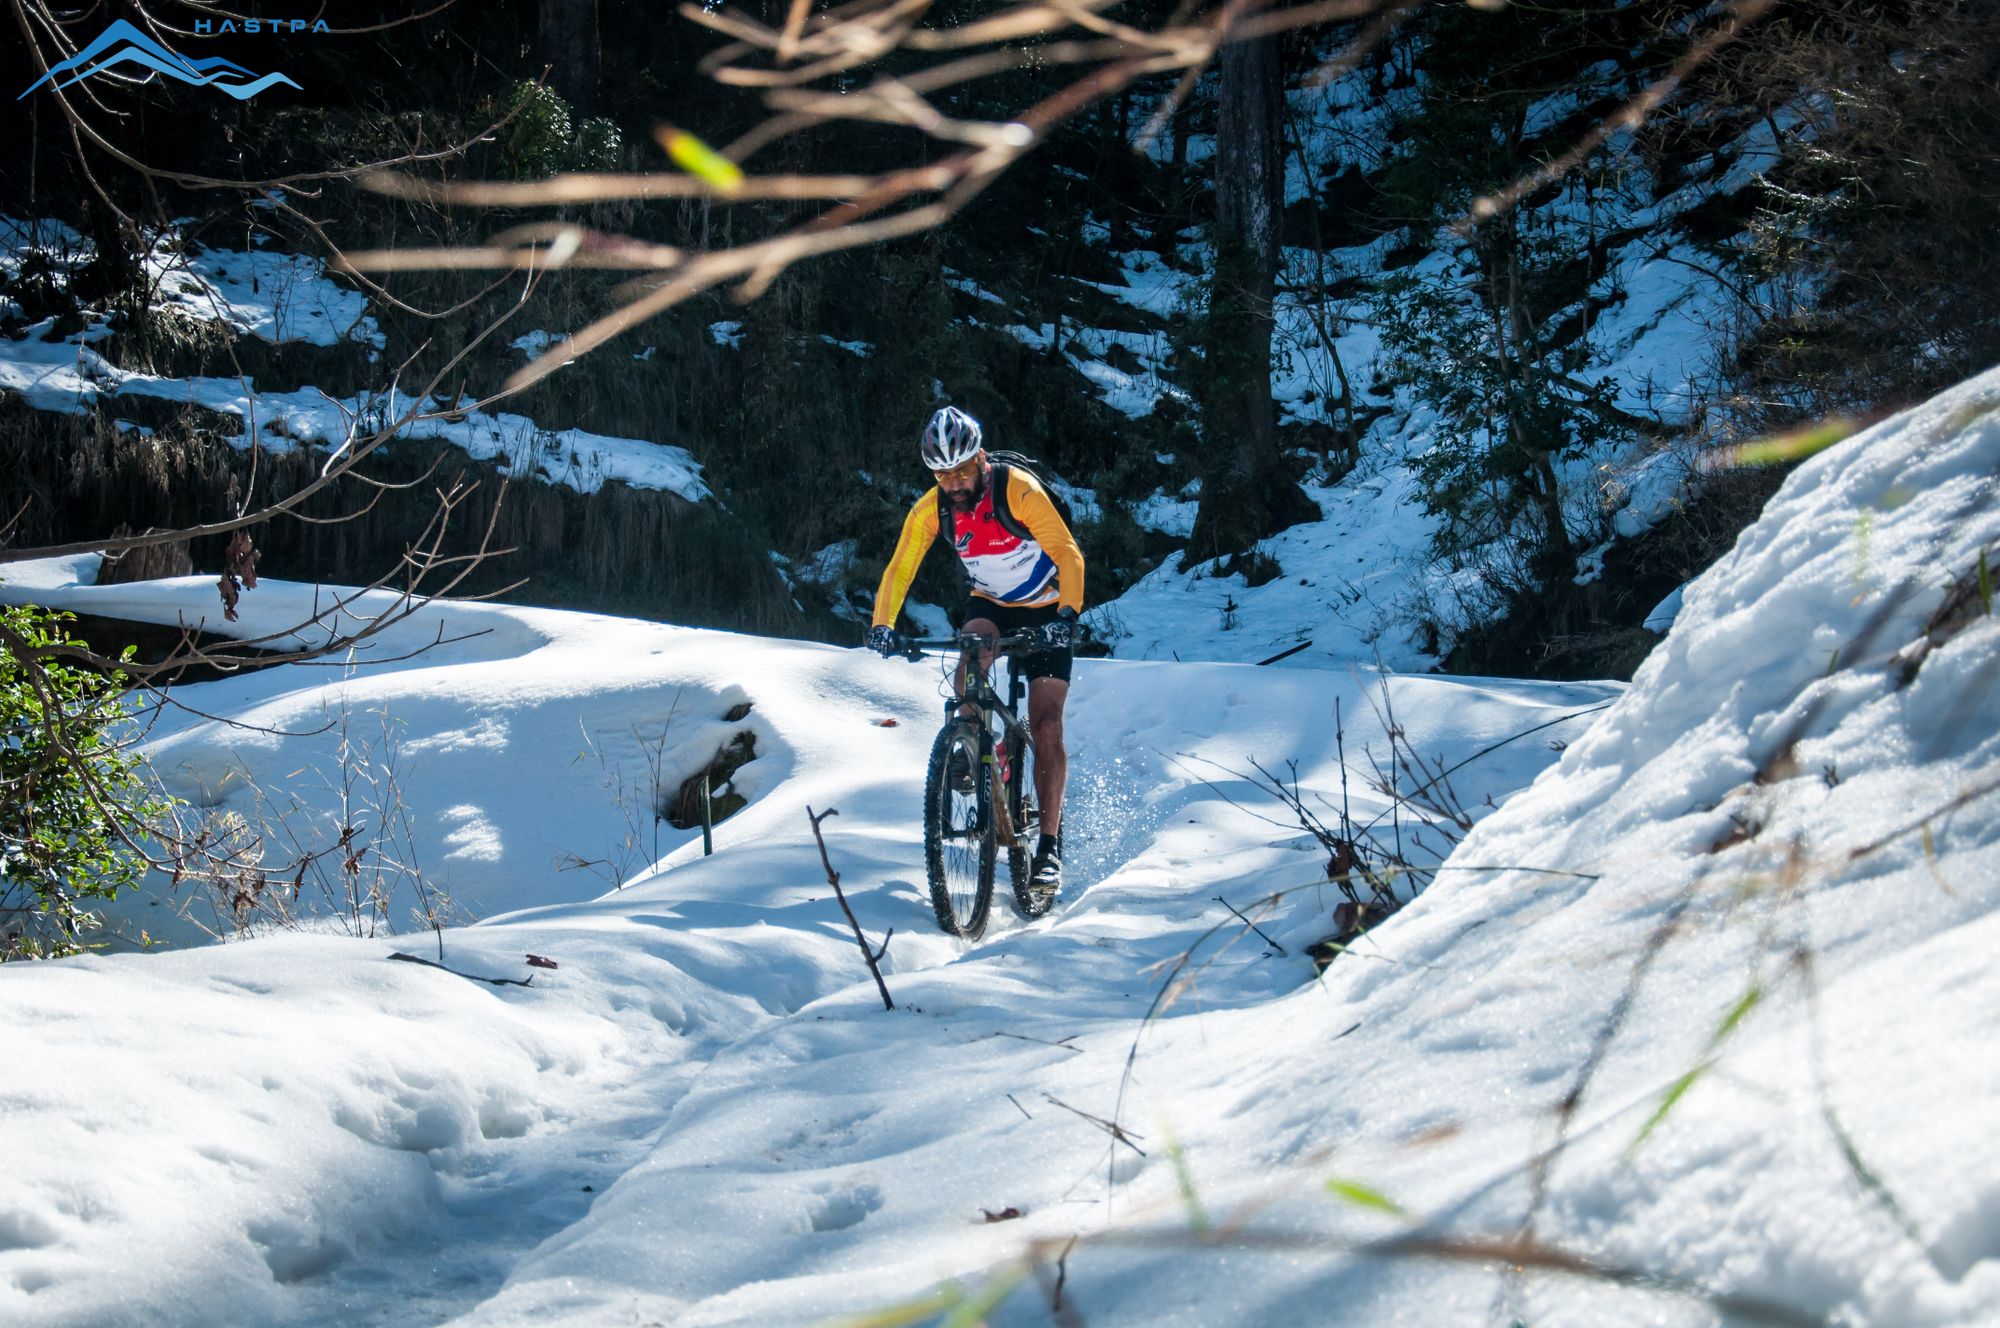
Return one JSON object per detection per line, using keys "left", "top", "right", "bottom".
{"left": 17, "top": 18, "right": 314, "bottom": 102}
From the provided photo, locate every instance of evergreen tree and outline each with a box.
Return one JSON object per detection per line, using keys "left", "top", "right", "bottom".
{"left": 1372, "top": 4, "right": 1644, "bottom": 584}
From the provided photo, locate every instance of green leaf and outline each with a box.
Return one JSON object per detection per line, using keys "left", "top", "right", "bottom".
{"left": 828, "top": 1285, "right": 964, "bottom": 1328}
{"left": 1627, "top": 1065, "right": 1707, "bottom": 1155}
{"left": 1167, "top": 1135, "right": 1210, "bottom": 1233}
{"left": 1627, "top": 983, "right": 1761, "bottom": 1155}
{"left": 1724, "top": 418, "right": 1860, "bottom": 468}
{"left": 1711, "top": 982, "right": 1763, "bottom": 1043}
{"left": 660, "top": 128, "right": 744, "bottom": 191}
{"left": 1323, "top": 1176, "right": 1408, "bottom": 1218}
{"left": 0, "top": 600, "right": 169, "bottom": 959}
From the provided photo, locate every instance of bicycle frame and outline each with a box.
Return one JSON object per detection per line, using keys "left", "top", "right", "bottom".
{"left": 905, "top": 631, "right": 1037, "bottom": 845}
{"left": 898, "top": 629, "right": 1056, "bottom": 935}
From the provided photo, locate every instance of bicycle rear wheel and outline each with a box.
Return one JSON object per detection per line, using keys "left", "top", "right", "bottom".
{"left": 923, "top": 719, "right": 995, "bottom": 938}
{"left": 1006, "top": 733, "right": 1054, "bottom": 918}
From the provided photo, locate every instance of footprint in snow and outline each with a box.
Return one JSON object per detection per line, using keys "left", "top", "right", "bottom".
{"left": 806, "top": 1183, "right": 884, "bottom": 1233}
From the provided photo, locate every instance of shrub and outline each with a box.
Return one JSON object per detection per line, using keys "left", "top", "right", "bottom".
{"left": 1374, "top": 256, "right": 1624, "bottom": 578}
{"left": 497, "top": 81, "right": 625, "bottom": 179}
{"left": 574, "top": 116, "right": 623, "bottom": 173}
{"left": 0, "top": 601, "right": 171, "bottom": 958}
{"left": 499, "top": 81, "right": 574, "bottom": 180}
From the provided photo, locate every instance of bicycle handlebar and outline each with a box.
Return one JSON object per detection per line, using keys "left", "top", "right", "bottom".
{"left": 897, "top": 629, "right": 1039, "bottom": 661}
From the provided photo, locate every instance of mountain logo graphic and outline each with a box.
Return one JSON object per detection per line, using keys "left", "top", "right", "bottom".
{"left": 17, "top": 19, "right": 303, "bottom": 102}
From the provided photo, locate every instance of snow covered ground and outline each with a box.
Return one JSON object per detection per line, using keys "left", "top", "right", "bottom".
{"left": 3, "top": 368, "right": 1998, "bottom": 1326}
{"left": 0, "top": 548, "right": 1613, "bottom": 1326}
{"left": 1094, "top": 459, "right": 1441, "bottom": 671}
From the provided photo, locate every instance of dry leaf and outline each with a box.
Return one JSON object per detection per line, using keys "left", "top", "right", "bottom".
{"left": 217, "top": 531, "right": 261, "bottom": 621}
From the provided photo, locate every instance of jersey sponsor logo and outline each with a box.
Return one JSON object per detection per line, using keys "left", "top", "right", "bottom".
{"left": 991, "top": 551, "right": 1058, "bottom": 603}
{"left": 952, "top": 490, "right": 1057, "bottom": 605}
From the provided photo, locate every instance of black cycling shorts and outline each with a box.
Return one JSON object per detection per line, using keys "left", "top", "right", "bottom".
{"left": 957, "top": 598, "right": 1073, "bottom": 684}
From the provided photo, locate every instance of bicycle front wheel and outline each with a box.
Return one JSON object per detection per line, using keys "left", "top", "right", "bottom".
{"left": 923, "top": 719, "right": 995, "bottom": 938}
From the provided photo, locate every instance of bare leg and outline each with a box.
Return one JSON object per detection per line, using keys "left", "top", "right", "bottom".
{"left": 1028, "top": 677, "right": 1069, "bottom": 839}
{"left": 954, "top": 615, "right": 998, "bottom": 718}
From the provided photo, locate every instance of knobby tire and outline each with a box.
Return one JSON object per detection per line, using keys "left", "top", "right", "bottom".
{"left": 924, "top": 719, "right": 994, "bottom": 938}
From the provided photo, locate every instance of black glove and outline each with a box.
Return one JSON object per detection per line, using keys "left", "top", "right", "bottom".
{"left": 1038, "top": 607, "right": 1078, "bottom": 652}
{"left": 865, "top": 624, "right": 899, "bottom": 657}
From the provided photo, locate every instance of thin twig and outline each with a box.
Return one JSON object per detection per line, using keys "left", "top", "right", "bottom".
{"left": 1045, "top": 1094, "right": 1147, "bottom": 1156}
{"left": 1213, "top": 895, "right": 1287, "bottom": 954}
{"left": 388, "top": 951, "right": 533, "bottom": 987}
{"left": 808, "top": 805, "right": 895, "bottom": 1010}
{"left": 981, "top": 1030, "right": 1085, "bottom": 1053}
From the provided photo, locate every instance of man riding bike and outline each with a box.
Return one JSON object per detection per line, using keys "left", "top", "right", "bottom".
{"left": 866, "top": 406, "right": 1083, "bottom": 894}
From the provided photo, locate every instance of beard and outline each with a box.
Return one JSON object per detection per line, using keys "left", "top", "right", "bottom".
{"left": 945, "top": 482, "right": 981, "bottom": 512}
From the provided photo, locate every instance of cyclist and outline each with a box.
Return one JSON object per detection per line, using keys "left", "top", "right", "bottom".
{"left": 866, "top": 406, "right": 1083, "bottom": 894}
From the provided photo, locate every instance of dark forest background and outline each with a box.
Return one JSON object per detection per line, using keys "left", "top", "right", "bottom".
{"left": 2, "top": 0, "right": 1994, "bottom": 676}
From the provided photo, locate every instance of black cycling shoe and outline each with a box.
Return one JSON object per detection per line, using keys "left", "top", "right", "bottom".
{"left": 947, "top": 721, "right": 979, "bottom": 794}
{"left": 1030, "top": 832, "right": 1063, "bottom": 895}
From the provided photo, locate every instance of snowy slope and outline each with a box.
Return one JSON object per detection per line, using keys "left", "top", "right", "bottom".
{"left": 1083, "top": 58, "right": 1782, "bottom": 667}
{"left": 3, "top": 366, "right": 1998, "bottom": 1328}
{"left": 1014, "top": 370, "right": 2000, "bottom": 1327}
{"left": 0, "top": 555, "right": 761, "bottom": 941}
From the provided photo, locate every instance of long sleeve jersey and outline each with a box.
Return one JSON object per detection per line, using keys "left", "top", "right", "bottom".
{"left": 871, "top": 466, "right": 1085, "bottom": 628}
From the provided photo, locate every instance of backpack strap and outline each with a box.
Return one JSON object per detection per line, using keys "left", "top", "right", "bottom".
{"left": 937, "top": 463, "right": 1034, "bottom": 548}
{"left": 988, "top": 462, "right": 1033, "bottom": 542}
{"left": 931, "top": 485, "right": 971, "bottom": 596}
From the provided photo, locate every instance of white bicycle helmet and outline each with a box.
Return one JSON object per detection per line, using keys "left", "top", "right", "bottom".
{"left": 919, "top": 406, "right": 983, "bottom": 470}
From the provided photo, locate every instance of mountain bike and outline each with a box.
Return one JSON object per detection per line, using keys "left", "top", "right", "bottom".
{"left": 896, "top": 630, "right": 1055, "bottom": 939}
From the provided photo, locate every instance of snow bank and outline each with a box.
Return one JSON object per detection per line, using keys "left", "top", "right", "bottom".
{"left": 0, "top": 220, "right": 707, "bottom": 502}
{"left": 1042, "top": 369, "right": 2000, "bottom": 1326}
{"left": 0, "top": 562, "right": 790, "bottom": 943}
{"left": 1, "top": 217, "right": 383, "bottom": 349}
{"left": 150, "top": 245, "right": 385, "bottom": 349}
{"left": 0, "top": 323, "right": 710, "bottom": 500}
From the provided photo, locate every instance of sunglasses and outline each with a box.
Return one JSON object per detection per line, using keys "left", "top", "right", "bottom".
{"left": 934, "top": 456, "right": 982, "bottom": 484}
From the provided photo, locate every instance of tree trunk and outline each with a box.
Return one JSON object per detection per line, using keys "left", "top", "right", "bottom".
{"left": 1185, "top": 25, "right": 1316, "bottom": 567}
{"left": 1528, "top": 450, "right": 1574, "bottom": 577}
{"left": 539, "top": 0, "right": 600, "bottom": 115}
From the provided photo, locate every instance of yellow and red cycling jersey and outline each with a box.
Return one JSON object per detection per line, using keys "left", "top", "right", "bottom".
{"left": 871, "top": 467, "right": 1084, "bottom": 628}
